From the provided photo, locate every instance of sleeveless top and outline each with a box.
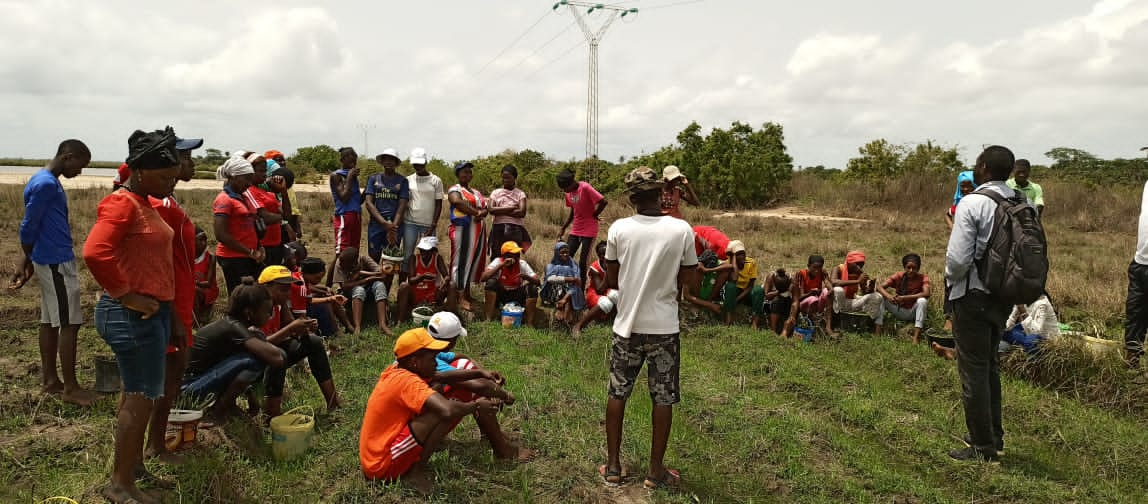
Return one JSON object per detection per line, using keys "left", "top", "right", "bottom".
{"left": 331, "top": 168, "right": 362, "bottom": 215}
{"left": 448, "top": 184, "right": 486, "bottom": 226}
{"left": 412, "top": 253, "right": 438, "bottom": 299}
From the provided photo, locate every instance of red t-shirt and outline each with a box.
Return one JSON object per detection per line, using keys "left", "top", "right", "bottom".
{"left": 796, "top": 268, "right": 825, "bottom": 294}
{"left": 151, "top": 196, "right": 197, "bottom": 338}
{"left": 83, "top": 190, "right": 175, "bottom": 301}
{"left": 692, "top": 225, "right": 730, "bottom": 260}
{"left": 261, "top": 304, "right": 283, "bottom": 336}
{"left": 565, "top": 181, "right": 604, "bottom": 238}
{"left": 245, "top": 186, "right": 282, "bottom": 246}
{"left": 883, "top": 271, "right": 930, "bottom": 309}
{"left": 290, "top": 271, "right": 308, "bottom": 314}
{"left": 213, "top": 190, "right": 258, "bottom": 258}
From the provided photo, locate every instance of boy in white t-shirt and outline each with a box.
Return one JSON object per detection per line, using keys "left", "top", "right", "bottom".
{"left": 403, "top": 147, "right": 444, "bottom": 278}
{"left": 599, "top": 166, "right": 698, "bottom": 490}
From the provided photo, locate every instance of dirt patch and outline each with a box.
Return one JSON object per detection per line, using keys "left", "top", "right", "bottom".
{"left": 714, "top": 207, "right": 871, "bottom": 223}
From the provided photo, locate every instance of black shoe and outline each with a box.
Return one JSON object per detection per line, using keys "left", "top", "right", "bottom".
{"left": 948, "top": 446, "right": 999, "bottom": 463}
{"left": 963, "top": 434, "right": 1004, "bottom": 455}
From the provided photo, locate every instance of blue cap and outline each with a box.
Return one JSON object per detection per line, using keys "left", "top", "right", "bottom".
{"left": 454, "top": 161, "right": 474, "bottom": 174}
{"left": 175, "top": 138, "right": 204, "bottom": 151}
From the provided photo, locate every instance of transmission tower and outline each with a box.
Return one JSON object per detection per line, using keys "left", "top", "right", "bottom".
{"left": 356, "top": 123, "right": 376, "bottom": 157}
{"left": 554, "top": 1, "right": 638, "bottom": 162}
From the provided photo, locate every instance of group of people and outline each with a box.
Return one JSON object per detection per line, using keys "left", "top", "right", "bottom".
{"left": 11, "top": 130, "right": 1080, "bottom": 500}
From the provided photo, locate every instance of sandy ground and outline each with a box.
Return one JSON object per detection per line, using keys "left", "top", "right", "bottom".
{"left": 713, "top": 207, "right": 871, "bottom": 222}
{"left": 0, "top": 174, "right": 331, "bottom": 193}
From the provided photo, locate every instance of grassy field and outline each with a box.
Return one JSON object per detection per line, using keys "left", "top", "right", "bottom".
{"left": 1, "top": 174, "right": 1145, "bottom": 503}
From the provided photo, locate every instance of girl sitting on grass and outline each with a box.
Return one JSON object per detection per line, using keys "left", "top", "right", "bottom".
{"left": 543, "top": 241, "right": 585, "bottom": 322}
{"left": 193, "top": 227, "right": 219, "bottom": 327}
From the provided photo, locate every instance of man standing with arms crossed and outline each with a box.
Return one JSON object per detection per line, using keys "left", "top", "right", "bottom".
{"left": 601, "top": 166, "right": 698, "bottom": 489}
{"left": 11, "top": 139, "right": 98, "bottom": 405}
{"left": 944, "top": 145, "right": 1017, "bottom": 462}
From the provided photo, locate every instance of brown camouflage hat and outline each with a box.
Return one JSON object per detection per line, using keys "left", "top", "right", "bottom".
{"left": 624, "top": 166, "right": 664, "bottom": 194}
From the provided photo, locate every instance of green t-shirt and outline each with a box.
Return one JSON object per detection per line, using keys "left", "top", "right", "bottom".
{"left": 1007, "top": 179, "right": 1044, "bottom": 207}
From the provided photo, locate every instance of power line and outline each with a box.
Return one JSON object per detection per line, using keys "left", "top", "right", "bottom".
{"left": 498, "top": 19, "right": 579, "bottom": 79}
{"left": 640, "top": 0, "right": 704, "bottom": 10}
{"left": 525, "top": 38, "right": 586, "bottom": 78}
{"left": 474, "top": 9, "right": 554, "bottom": 76}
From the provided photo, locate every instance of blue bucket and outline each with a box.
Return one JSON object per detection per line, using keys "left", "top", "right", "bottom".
{"left": 795, "top": 326, "right": 814, "bottom": 343}
{"left": 501, "top": 304, "right": 525, "bottom": 328}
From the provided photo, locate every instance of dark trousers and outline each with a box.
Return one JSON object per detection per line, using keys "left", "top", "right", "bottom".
{"left": 218, "top": 256, "right": 261, "bottom": 294}
{"left": 266, "top": 334, "right": 333, "bottom": 397}
{"left": 1124, "top": 261, "right": 1148, "bottom": 358}
{"left": 952, "top": 291, "right": 1010, "bottom": 452}
{"left": 566, "top": 234, "right": 594, "bottom": 283}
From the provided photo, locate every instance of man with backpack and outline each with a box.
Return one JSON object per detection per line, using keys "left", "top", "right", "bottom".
{"left": 945, "top": 145, "right": 1048, "bottom": 462}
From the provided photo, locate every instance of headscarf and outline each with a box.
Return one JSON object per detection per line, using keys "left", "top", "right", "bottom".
{"left": 266, "top": 158, "right": 281, "bottom": 177}
{"left": 549, "top": 241, "right": 576, "bottom": 267}
{"left": 845, "top": 251, "right": 866, "bottom": 265}
{"left": 216, "top": 154, "right": 254, "bottom": 180}
{"left": 125, "top": 126, "right": 179, "bottom": 170}
{"left": 545, "top": 241, "right": 584, "bottom": 310}
{"left": 953, "top": 170, "right": 975, "bottom": 207}
{"left": 264, "top": 149, "right": 284, "bottom": 161}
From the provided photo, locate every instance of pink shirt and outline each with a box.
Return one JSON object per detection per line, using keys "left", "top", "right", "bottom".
{"left": 489, "top": 187, "right": 527, "bottom": 227}
{"left": 565, "top": 181, "right": 604, "bottom": 238}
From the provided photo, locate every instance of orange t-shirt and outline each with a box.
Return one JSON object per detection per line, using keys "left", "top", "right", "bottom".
{"left": 359, "top": 364, "right": 436, "bottom": 479}
{"left": 83, "top": 190, "right": 175, "bottom": 301}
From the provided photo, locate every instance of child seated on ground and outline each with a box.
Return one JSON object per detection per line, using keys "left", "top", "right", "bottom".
{"left": 299, "top": 257, "right": 352, "bottom": 337}
{"left": 183, "top": 278, "right": 286, "bottom": 421}
{"left": 787, "top": 255, "right": 834, "bottom": 336}
{"left": 334, "top": 247, "right": 393, "bottom": 336}
{"left": 572, "top": 242, "right": 619, "bottom": 338}
{"left": 359, "top": 328, "right": 529, "bottom": 495}
{"left": 762, "top": 268, "right": 794, "bottom": 335}
{"left": 876, "top": 253, "right": 932, "bottom": 343}
{"left": 1001, "top": 294, "right": 1060, "bottom": 355}
{"left": 685, "top": 250, "right": 731, "bottom": 315}
{"left": 481, "top": 241, "right": 541, "bottom": 326}
{"left": 719, "top": 240, "right": 765, "bottom": 326}
{"left": 831, "top": 250, "right": 884, "bottom": 334}
{"left": 396, "top": 237, "right": 450, "bottom": 323}
{"left": 542, "top": 241, "right": 585, "bottom": 322}
{"left": 193, "top": 227, "right": 219, "bottom": 327}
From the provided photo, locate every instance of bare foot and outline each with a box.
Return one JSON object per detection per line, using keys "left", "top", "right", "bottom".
{"left": 402, "top": 469, "right": 435, "bottom": 496}
{"left": 146, "top": 449, "right": 185, "bottom": 465}
{"left": 571, "top": 326, "right": 582, "bottom": 339}
{"left": 931, "top": 342, "right": 956, "bottom": 360}
{"left": 326, "top": 395, "right": 344, "bottom": 412}
{"left": 458, "top": 300, "right": 473, "bottom": 313}
{"left": 102, "top": 483, "right": 157, "bottom": 504}
{"left": 61, "top": 386, "right": 99, "bottom": 406}
{"left": 380, "top": 325, "right": 394, "bottom": 337}
{"left": 41, "top": 381, "right": 64, "bottom": 395}
{"left": 496, "top": 445, "right": 536, "bottom": 462}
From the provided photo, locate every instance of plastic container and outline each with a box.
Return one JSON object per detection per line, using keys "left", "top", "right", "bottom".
{"left": 412, "top": 306, "right": 435, "bottom": 328}
{"left": 165, "top": 409, "right": 204, "bottom": 451}
{"left": 270, "top": 405, "right": 315, "bottom": 461}
{"left": 93, "top": 355, "right": 121, "bottom": 393}
{"left": 501, "top": 303, "right": 525, "bottom": 328}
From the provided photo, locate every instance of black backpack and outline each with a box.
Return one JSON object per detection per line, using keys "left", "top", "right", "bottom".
{"left": 973, "top": 187, "right": 1048, "bottom": 305}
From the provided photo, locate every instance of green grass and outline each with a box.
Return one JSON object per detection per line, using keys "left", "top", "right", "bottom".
{"left": 5, "top": 320, "right": 1148, "bottom": 503}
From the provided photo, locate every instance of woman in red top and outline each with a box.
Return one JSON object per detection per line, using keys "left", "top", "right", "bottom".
{"left": 787, "top": 254, "right": 834, "bottom": 336}
{"left": 572, "top": 241, "right": 619, "bottom": 338}
{"left": 242, "top": 152, "right": 288, "bottom": 266}
{"left": 84, "top": 127, "right": 181, "bottom": 504}
{"left": 213, "top": 155, "right": 263, "bottom": 293}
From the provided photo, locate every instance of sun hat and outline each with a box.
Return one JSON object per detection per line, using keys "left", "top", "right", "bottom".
{"left": 427, "top": 311, "right": 467, "bottom": 340}
{"left": 394, "top": 328, "right": 449, "bottom": 359}
{"left": 410, "top": 147, "right": 428, "bottom": 165}
{"left": 727, "top": 240, "right": 746, "bottom": 255}
{"left": 417, "top": 236, "right": 438, "bottom": 251}
{"left": 376, "top": 148, "right": 400, "bottom": 163}
{"left": 663, "top": 165, "right": 683, "bottom": 181}
{"left": 624, "top": 166, "right": 664, "bottom": 194}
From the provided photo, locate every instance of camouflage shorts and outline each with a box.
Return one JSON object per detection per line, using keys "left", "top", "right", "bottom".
{"left": 609, "top": 332, "right": 681, "bottom": 406}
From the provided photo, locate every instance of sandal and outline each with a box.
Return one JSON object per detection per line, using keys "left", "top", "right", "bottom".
{"left": 598, "top": 464, "right": 623, "bottom": 487}
{"left": 642, "top": 468, "right": 680, "bottom": 490}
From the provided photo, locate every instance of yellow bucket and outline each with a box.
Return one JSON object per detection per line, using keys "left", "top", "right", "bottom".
{"left": 269, "top": 405, "right": 315, "bottom": 461}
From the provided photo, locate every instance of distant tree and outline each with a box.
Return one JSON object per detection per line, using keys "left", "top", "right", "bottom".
{"left": 199, "top": 148, "right": 227, "bottom": 166}
{"left": 902, "top": 140, "right": 963, "bottom": 173}
{"left": 292, "top": 145, "right": 341, "bottom": 175}
{"left": 845, "top": 139, "right": 905, "bottom": 179}
{"left": 1045, "top": 147, "right": 1100, "bottom": 170}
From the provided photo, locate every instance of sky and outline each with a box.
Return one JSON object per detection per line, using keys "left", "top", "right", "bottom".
{"left": 1, "top": 0, "right": 1146, "bottom": 168}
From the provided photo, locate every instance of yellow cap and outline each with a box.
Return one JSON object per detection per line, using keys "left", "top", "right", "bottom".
{"left": 258, "top": 265, "right": 303, "bottom": 285}
{"left": 500, "top": 241, "right": 523, "bottom": 255}
{"left": 393, "top": 328, "right": 450, "bottom": 359}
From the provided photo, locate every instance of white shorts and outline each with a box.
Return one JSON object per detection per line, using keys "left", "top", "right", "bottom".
{"left": 35, "top": 261, "right": 83, "bottom": 327}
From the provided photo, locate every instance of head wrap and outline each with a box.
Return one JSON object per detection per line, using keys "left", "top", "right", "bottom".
{"left": 954, "top": 170, "right": 975, "bottom": 206}
{"left": 266, "top": 158, "right": 281, "bottom": 177}
{"left": 550, "top": 241, "right": 574, "bottom": 266}
{"left": 216, "top": 154, "right": 254, "bottom": 180}
{"left": 264, "top": 149, "right": 284, "bottom": 161}
{"left": 125, "top": 126, "right": 179, "bottom": 170}
{"left": 845, "top": 251, "right": 866, "bottom": 265}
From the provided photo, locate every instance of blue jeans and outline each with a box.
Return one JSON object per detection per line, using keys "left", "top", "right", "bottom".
{"left": 307, "top": 304, "right": 337, "bottom": 337}
{"left": 95, "top": 295, "right": 171, "bottom": 399}
{"left": 181, "top": 352, "right": 266, "bottom": 398}
{"left": 402, "top": 222, "right": 432, "bottom": 273}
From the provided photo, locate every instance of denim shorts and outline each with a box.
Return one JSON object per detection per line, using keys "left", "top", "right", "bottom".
{"left": 95, "top": 295, "right": 171, "bottom": 399}
{"left": 181, "top": 352, "right": 266, "bottom": 399}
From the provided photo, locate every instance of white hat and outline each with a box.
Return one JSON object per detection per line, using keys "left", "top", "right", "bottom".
{"left": 416, "top": 236, "right": 438, "bottom": 251}
{"left": 410, "top": 147, "right": 428, "bottom": 165}
{"left": 427, "top": 311, "right": 467, "bottom": 340}
{"left": 663, "top": 165, "right": 683, "bottom": 181}
{"left": 727, "top": 240, "right": 746, "bottom": 255}
{"left": 377, "top": 148, "right": 400, "bottom": 162}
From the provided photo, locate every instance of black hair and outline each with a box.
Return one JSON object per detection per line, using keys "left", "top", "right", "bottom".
{"left": 808, "top": 255, "right": 825, "bottom": 266}
{"left": 556, "top": 169, "right": 575, "bottom": 187}
{"left": 287, "top": 241, "right": 307, "bottom": 258}
{"left": 775, "top": 268, "right": 789, "bottom": 278}
{"left": 596, "top": 241, "right": 607, "bottom": 252}
{"left": 56, "top": 139, "right": 90, "bottom": 158}
{"left": 502, "top": 165, "right": 518, "bottom": 178}
{"left": 901, "top": 253, "right": 922, "bottom": 267}
{"left": 195, "top": 226, "right": 206, "bottom": 235}
{"left": 227, "top": 277, "right": 271, "bottom": 321}
{"left": 338, "top": 147, "right": 356, "bottom": 157}
{"left": 300, "top": 257, "right": 326, "bottom": 275}
{"left": 1014, "top": 159, "right": 1031, "bottom": 170}
{"left": 339, "top": 246, "right": 359, "bottom": 260}
{"left": 279, "top": 167, "right": 295, "bottom": 188}
{"left": 977, "top": 145, "right": 1015, "bottom": 181}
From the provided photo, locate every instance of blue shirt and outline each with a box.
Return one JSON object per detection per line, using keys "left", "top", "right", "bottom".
{"left": 19, "top": 169, "right": 74, "bottom": 265}
{"left": 945, "top": 181, "right": 1017, "bottom": 300}
{"left": 435, "top": 351, "right": 457, "bottom": 374}
{"left": 364, "top": 173, "right": 409, "bottom": 225}
{"left": 331, "top": 168, "right": 362, "bottom": 215}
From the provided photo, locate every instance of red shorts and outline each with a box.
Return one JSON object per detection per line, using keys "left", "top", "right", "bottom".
{"left": 441, "top": 358, "right": 478, "bottom": 431}
{"left": 368, "top": 423, "right": 424, "bottom": 481}
{"left": 412, "top": 285, "right": 438, "bottom": 306}
{"left": 333, "top": 212, "right": 363, "bottom": 255}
